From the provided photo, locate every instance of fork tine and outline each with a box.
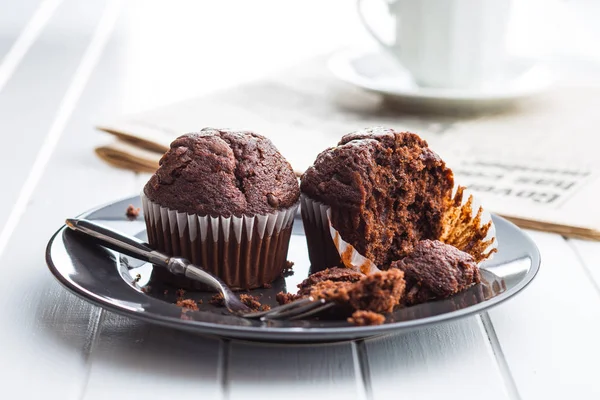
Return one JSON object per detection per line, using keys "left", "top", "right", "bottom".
{"left": 241, "top": 297, "right": 315, "bottom": 319}
{"left": 261, "top": 298, "right": 326, "bottom": 320}
{"left": 288, "top": 301, "right": 336, "bottom": 320}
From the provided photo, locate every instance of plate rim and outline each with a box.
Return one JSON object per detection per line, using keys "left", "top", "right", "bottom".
{"left": 45, "top": 195, "right": 541, "bottom": 341}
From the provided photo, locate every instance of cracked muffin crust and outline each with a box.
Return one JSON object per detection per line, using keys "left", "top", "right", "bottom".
{"left": 144, "top": 128, "right": 300, "bottom": 216}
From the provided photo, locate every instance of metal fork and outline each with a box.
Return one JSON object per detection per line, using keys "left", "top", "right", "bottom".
{"left": 244, "top": 296, "right": 336, "bottom": 320}
{"left": 65, "top": 218, "right": 335, "bottom": 320}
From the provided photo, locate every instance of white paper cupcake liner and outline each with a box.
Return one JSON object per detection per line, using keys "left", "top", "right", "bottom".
{"left": 301, "top": 185, "right": 497, "bottom": 274}
{"left": 142, "top": 193, "right": 299, "bottom": 290}
{"left": 442, "top": 185, "right": 497, "bottom": 262}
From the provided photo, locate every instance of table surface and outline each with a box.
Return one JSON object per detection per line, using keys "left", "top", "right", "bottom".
{"left": 2, "top": 1, "right": 600, "bottom": 399}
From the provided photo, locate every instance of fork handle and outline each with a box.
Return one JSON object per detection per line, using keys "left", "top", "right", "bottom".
{"left": 65, "top": 218, "right": 169, "bottom": 267}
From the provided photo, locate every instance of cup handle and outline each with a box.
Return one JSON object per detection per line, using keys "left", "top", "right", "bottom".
{"left": 356, "top": 0, "right": 395, "bottom": 51}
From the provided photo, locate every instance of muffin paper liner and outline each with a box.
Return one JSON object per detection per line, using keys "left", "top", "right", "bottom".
{"left": 142, "top": 193, "right": 299, "bottom": 290}
{"left": 301, "top": 185, "right": 497, "bottom": 274}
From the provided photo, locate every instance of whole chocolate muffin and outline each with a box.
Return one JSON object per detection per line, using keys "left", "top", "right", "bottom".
{"left": 301, "top": 127, "right": 454, "bottom": 270}
{"left": 142, "top": 128, "right": 300, "bottom": 290}
{"left": 144, "top": 128, "right": 300, "bottom": 216}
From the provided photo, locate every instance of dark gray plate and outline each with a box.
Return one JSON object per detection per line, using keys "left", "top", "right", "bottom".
{"left": 46, "top": 196, "right": 540, "bottom": 342}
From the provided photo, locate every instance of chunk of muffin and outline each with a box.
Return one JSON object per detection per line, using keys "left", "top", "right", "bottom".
{"left": 278, "top": 268, "right": 406, "bottom": 315}
{"left": 391, "top": 239, "right": 480, "bottom": 305}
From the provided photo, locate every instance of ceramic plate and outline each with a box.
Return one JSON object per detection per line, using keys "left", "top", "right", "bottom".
{"left": 46, "top": 196, "right": 540, "bottom": 342}
{"left": 328, "top": 48, "right": 554, "bottom": 112}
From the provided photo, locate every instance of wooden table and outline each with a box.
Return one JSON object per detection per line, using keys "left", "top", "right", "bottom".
{"left": 2, "top": 1, "right": 600, "bottom": 399}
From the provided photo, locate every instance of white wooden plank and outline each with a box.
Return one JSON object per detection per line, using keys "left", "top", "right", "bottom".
{"left": 568, "top": 238, "right": 600, "bottom": 292}
{"left": 365, "top": 318, "right": 510, "bottom": 400}
{"left": 0, "top": 0, "right": 46, "bottom": 60}
{"left": 82, "top": 314, "right": 223, "bottom": 400}
{"left": 227, "top": 341, "right": 362, "bottom": 400}
{"left": 0, "top": 0, "right": 108, "bottom": 229}
{"left": 0, "top": 1, "right": 130, "bottom": 399}
{"left": 0, "top": 0, "right": 64, "bottom": 99}
{"left": 488, "top": 231, "right": 600, "bottom": 399}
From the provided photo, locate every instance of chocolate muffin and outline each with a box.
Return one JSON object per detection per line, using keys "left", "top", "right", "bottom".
{"left": 144, "top": 129, "right": 299, "bottom": 217}
{"left": 301, "top": 127, "right": 454, "bottom": 270}
{"left": 391, "top": 239, "right": 480, "bottom": 305}
{"left": 142, "top": 128, "right": 300, "bottom": 290}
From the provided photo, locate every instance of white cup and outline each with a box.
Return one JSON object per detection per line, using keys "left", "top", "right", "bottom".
{"left": 357, "top": 0, "right": 512, "bottom": 89}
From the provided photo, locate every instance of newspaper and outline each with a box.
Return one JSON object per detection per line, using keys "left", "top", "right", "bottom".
{"left": 96, "top": 56, "right": 600, "bottom": 240}
{"left": 444, "top": 152, "right": 600, "bottom": 239}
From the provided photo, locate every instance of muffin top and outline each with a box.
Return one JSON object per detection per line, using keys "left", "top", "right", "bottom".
{"left": 301, "top": 127, "right": 454, "bottom": 267}
{"left": 144, "top": 128, "right": 300, "bottom": 216}
{"left": 301, "top": 127, "right": 445, "bottom": 207}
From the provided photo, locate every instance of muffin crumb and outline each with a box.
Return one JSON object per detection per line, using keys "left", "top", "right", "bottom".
{"left": 126, "top": 204, "right": 140, "bottom": 219}
{"left": 348, "top": 310, "right": 385, "bottom": 326}
{"left": 132, "top": 273, "right": 141, "bottom": 284}
{"left": 176, "top": 288, "right": 186, "bottom": 298}
{"left": 141, "top": 285, "right": 151, "bottom": 293}
{"left": 163, "top": 289, "right": 169, "bottom": 295}
{"left": 276, "top": 291, "right": 299, "bottom": 305}
{"left": 239, "top": 294, "right": 263, "bottom": 311}
{"left": 262, "top": 283, "right": 272, "bottom": 289}
{"left": 176, "top": 298, "right": 199, "bottom": 311}
{"left": 282, "top": 260, "right": 295, "bottom": 276}
{"left": 210, "top": 293, "right": 225, "bottom": 307}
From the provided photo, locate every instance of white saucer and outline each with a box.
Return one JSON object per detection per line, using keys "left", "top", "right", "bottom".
{"left": 328, "top": 48, "right": 554, "bottom": 111}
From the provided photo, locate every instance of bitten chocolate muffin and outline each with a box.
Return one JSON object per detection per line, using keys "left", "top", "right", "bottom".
{"left": 142, "top": 128, "right": 300, "bottom": 290}
{"left": 391, "top": 239, "right": 480, "bottom": 305}
{"left": 301, "top": 127, "right": 454, "bottom": 270}
{"left": 144, "top": 128, "right": 300, "bottom": 216}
